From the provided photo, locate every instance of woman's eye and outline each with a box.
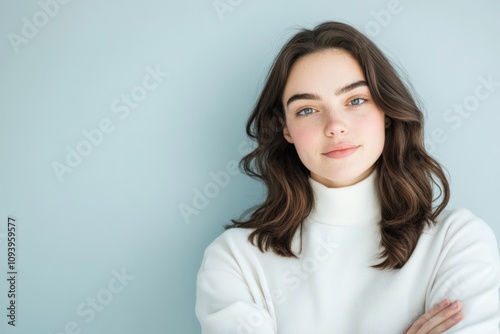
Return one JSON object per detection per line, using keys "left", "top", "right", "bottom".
{"left": 297, "top": 107, "right": 316, "bottom": 116}
{"left": 348, "top": 98, "right": 367, "bottom": 106}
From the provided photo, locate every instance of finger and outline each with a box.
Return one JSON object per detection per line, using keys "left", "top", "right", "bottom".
{"left": 405, "top": 299, "right": 451, "bottom": 333}
{"left": 418, "top": 301, "right": 462, "bottom": 334}
{"left": 428, "top": 311, "right": 463, "bottom": 334}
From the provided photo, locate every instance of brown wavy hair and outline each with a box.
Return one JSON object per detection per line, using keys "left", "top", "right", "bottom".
{"left": 227, "top": 21, "right": 450, "bottom": 270}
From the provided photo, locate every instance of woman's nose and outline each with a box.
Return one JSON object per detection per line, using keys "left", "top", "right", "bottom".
{"left": 324, "top": 111, "right": 348, "bottom": 137}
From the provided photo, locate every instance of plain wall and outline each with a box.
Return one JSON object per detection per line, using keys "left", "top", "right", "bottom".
{"left": 1, "top": 0, "right": 499, "bottom": 333}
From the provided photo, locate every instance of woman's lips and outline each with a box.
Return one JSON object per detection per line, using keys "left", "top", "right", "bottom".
{"left": 323, "top": 144, "right": 359, "bottom": 159}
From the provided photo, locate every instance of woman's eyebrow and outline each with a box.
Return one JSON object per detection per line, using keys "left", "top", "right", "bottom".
{"left": 285, "top": 80, "right": 368, "bottom": 108}
{"left": 285, "top": 93, "right": 321, "bottom": 107}
{"left": 334, "top": 80, "right": 368, "bottom": 95}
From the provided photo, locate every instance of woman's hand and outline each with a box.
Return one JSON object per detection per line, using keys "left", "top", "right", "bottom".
{"left": 404, "top": 299, "right": 463, "bottom": 334}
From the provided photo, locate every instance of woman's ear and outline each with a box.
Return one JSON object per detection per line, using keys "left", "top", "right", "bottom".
{"left": 282, "top": 124, "right": 293, "bottom": 143}
{"left": 277, "top": 109, "right": 293, "bottom": 143}
{"left": 385, "top": 116, "right": 391, "bottom": 128}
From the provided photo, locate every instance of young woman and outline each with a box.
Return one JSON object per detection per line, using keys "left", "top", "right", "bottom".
{"left": 196, "top": 21, "right": 500, "bottom": 333}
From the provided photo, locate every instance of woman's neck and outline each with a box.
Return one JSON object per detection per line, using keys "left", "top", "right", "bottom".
{"left": 308, "top": 170, "right": 381, "bottom": 226}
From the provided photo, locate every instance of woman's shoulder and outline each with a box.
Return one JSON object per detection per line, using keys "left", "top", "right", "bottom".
{"left": 200, "top": 227, "right": 258, "bottom": 268}
{"left": 206, "top": 226, "right": 255, "bottom": 250}
{"left": 425, "top": 208, "right": 498, "bottom": 252}
{"left": 433, "top": 207, "right": 491, "bottom": 231}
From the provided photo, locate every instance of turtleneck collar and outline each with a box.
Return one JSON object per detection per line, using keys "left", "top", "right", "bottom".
{"left": 308, "top": 170, "right": 381, "bottom": 226}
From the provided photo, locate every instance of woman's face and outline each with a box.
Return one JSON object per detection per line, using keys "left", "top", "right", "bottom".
{"left": 282, "top": 48, "right": 385, "bottom": 188}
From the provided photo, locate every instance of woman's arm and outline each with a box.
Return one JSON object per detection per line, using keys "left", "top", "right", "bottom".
{"left": 405, "top": 299, "right": 463, "bottom": 334}
{"left": 196, "top": 233, "right": 276, "bottom": 334}
{"left": 196, "top": 269, "right": 276, "bottom": 334}
{"left": 425, "top": 209, "right": 500, "bottom": 333}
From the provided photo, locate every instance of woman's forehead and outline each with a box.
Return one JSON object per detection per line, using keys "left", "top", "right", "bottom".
{"left": 282, "top": 49, "right": 366, "bottom": 102}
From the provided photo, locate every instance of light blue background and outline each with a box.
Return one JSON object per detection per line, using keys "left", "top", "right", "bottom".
{"left": 1, "top": 0, "right": 499, "bottom": 333}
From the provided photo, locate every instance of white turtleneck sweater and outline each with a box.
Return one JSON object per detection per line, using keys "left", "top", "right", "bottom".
{"left": 196, "top": 172, "right": 500, "bottom": 333}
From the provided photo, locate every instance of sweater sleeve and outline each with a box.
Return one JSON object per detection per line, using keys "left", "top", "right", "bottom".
{"left": 426, "top": 209, "right": 500, "bottom": 333}
{"left": 195, "top": 231, "right": 277, "bottom": 334}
